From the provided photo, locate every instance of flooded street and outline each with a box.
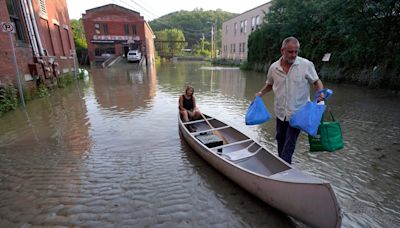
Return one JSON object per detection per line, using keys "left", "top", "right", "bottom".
{"left": 1, "top": 61, "right": 399, "bottom": 227}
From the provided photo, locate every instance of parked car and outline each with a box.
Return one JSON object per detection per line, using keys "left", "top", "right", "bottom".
{"left": 127, "top": 50, "right": 141, "bottom": 62}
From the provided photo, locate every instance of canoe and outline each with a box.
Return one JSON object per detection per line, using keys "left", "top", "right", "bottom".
{"left": 178, "top": 113, "right": 342, "bottom": 228}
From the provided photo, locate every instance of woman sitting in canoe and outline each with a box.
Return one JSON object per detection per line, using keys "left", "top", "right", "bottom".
{"left": 179, "top": 85, "right": 201, "bottom": 122}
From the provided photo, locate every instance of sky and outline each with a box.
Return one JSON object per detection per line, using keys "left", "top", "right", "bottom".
{"left": 66, "top": 0, "right": 269, "bottom": 21}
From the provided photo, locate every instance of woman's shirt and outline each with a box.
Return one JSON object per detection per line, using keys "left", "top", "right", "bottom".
{"left": 182, "top": 95, "right": 194, "bottom": 111}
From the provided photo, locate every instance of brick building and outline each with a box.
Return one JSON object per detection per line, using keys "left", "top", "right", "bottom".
{"left": 82, "top": 4, "right": 155, "bottom": 66}
{"left": 0, "top": 0, "right": 76, "bottom": 90}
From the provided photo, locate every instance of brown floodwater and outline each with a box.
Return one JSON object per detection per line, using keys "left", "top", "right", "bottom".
{"left": 0, "top": 61, "right": 399, "bottom": 227}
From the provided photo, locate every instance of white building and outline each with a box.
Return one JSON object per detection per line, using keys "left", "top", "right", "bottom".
{"left": 221, "top": 2, "right": 272, "bottom": 61}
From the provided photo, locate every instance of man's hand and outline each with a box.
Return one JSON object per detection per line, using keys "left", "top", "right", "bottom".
{"left": 317, "top": 93, "right": 325, "bottom": 102}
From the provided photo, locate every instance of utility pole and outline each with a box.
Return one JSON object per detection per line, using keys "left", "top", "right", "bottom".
{"left": 210, "top": 23, "right": 214, "bottom": 60}
{"left": 201, "top": 33, "right": 205, "bottom": 51}
{"left": 214, "top": 22, "right": 217, "bottom": 60}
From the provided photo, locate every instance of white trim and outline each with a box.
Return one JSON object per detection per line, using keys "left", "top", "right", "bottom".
{"left": 52, "top": 19, "right": 59, "bottom": 26}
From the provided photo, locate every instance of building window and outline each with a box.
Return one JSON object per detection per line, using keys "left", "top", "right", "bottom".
{"left": 225, "top": 25, "right": 228, "bottom": 34}
{"left": 234, "top": 23, "right": 237, "bottom": 36}
{"left": 103, "top": 23, "right": 108, "bottom": 35}
{"left": 55, "top": 24, "right": 66, "bottom": 56}
{"left": 256, "top": 15, "right": 261, "bottom": 29}
{"left": 40, "top": 18, "right": 54, "bottom": 56}
{"left": 240, "top": 21, "right": 243, "bottom": 34}
{"left": 131, "top": 25, "right": 136, "bottom": 35}
{"left": 244, "top": 20, "right": 247, "bottom": 33}
{"left": 6, "top": 0, "right": 27, "bottom": 43}
{"left": 233, "top": 43, "right": 236, "bottom": 53}
{"left": 251, "top": 17, "right": 255, "bottom": 31}
{"left": 124, "top": 24, "right": 129, "bottom": 35}
{"left": 64, "top": 28, "right": 72, "bottom": 51}
{"left": 94, "top": 23, "right": 100, "bottom": 34}
{"left": 38, "top": 0, "right": 47, "bottom": 17}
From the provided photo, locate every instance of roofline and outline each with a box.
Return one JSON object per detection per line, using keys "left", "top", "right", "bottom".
{"left": 224, "top": 1, "right": 273, "bottom": 23}
{"left": 85, "top": 4, "right": 141, "bottom": 16}
{"left": 144, "top": 21, "right": 154, "bottom": 35}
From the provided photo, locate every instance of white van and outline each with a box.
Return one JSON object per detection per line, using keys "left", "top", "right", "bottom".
{"left": 127, "top": 50, "right": 141, "bottom": 62}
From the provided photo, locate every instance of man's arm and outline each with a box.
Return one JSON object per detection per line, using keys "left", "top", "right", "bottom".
{"left": 256, "top": 84, "right": 273, "bottom": 97}
{"left": 313, "top": 79, "right": 324, "bottom": 101}
{"left": 313, "top": 79, "right": 323, "bottom": 91}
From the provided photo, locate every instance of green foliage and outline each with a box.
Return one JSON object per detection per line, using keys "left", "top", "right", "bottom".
{"left": 57, "top": 74, "right": 75, "bottom": 88}
{"left": 150, "top": 9, "right": 236, "bottom": 52}
{"left": 155, "top": 28, "right": 187, "bottom": 57}
{"left": 247, "top": 0, "right": 400, "bottom": 88}
{"left": 240, "top": 61, "right": 252, "bottom": 71}
{"left": 191, "top": 39, "right": 211, "bottom": 57}
{"left": 37, "top": 84, "right": 49, "bottom": 98}
{"left": 0, "top": 84, "right": 18, "bottom": 116}
{"left": 70, "top": 19, "right": 87, "bottom": 57}
{"left": 78, "top": 69, "right": 85, "bottom": 80}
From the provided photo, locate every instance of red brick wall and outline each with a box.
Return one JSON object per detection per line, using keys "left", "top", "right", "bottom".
{"left": 0, "top": 0, "right": 34, "bottom": 85}
{"left": 144, "top": 22, "right": 155, "bottom": 65}
{"left": 32, "top": 0, "right": 76, "bottom": 68}
{"left": 82, "top": 4, "right": 154, "bottom": 64}
{"left": 0, "top": 0, "right": 76, "bottom": 88}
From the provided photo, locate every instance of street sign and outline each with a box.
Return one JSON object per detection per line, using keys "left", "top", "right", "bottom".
{"left": 322, "top": 53, "right": 331, "bottom": 62}
{"left": 1, "top": 21, "right": 25, "bottom": 108}
{"left": 1, "top": 21, "right": 16, "bottom": 33}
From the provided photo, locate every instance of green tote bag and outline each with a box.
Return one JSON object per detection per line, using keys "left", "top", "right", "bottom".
{"left": 309, "top": 111, "right": 344, "bottom": 152}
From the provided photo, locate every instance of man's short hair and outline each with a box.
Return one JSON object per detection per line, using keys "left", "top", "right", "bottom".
{"left": 281, "top": 36, "right": 300, "bottom": 49}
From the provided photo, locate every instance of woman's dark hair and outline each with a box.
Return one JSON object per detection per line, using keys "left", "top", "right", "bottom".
{"left": 185, "top": 85, "right": 194, "bottom": 95}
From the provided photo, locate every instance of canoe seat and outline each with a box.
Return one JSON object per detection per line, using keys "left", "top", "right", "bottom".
{"left": 223, "top": 149, "right": 257, "bottom": 161}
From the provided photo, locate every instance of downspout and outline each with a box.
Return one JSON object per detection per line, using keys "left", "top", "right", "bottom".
{"left": 21, "top": 0, "right": 39, "bottom": 56}
{"left": 27, "top": 0, "right": 45, "bottom": 56}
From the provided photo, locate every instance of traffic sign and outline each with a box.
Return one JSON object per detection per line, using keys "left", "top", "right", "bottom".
{"left": 1, "top": 21, "right": 16, "bottom": 33}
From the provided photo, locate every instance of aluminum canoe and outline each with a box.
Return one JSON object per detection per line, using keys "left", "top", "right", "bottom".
{"left": 178, "top": 114, "right": 342, "bottom": 228}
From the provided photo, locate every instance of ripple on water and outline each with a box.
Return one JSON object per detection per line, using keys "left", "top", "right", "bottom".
{"left": 1, "top": 63, "right": 399, "bottom": 227}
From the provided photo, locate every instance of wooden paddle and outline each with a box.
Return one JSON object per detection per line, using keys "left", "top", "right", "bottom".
{"left": 200, "top": 112, "right": 228, "bottom": 145}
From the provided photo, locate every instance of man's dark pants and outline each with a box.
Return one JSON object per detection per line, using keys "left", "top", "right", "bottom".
{"left": 276, "top": 118, "right": 301, "bottom": 164}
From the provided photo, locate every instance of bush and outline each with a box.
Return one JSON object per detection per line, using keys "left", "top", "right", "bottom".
{"left": 37, "top": 84, "right": 49, "bottom": 97}
{"left": 57, "top": 74, "right": 75, "bottom": 88}
{"left": 0, "top": 84, "right": 18, "bottom": 116}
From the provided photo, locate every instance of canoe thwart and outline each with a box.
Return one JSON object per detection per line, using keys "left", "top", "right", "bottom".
{"left": 212, "top": 139, "right": 253, "bottom": 150}
{"left": 190, "top": 125, "right": 230, "bottom": 135}
{"left": 183, "top": 117, "right": 214, "bottom": 125}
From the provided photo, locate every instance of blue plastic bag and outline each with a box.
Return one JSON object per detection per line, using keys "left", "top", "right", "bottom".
{"left": 245, "top": 96, "right": 271, "bottom": 125}
{"left": 289, "top": 89, "right": 331, "bottom": 136}
{"left": 289, "top": 100, "right": 326, "bottom": 136}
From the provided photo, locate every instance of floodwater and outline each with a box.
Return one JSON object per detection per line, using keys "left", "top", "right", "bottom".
{"left": 0, "top": 61, "right": 399, "bottom": 227}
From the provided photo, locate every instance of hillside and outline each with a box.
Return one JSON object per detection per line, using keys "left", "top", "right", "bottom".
{"left": 149, "top": 9, "right": 236, "bottom": 48}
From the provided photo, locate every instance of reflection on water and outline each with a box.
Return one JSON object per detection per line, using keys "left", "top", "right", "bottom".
{"left": 0, "top": 61, "right": 399, "bottom": 227}
{"left": 91, "top": 64, "right": 157, "bottom": 114}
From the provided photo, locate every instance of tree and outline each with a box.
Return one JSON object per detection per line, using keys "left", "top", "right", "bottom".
{"left": 149, "top": 9, "right": 236, "bottom": 51}
{"left": 70, "top": 19, "right": 87, "bottom": 64}
{"left": 70, "top": 19, "right": 87, "bottom": 51}
{"left": 155, "top": 29, "right": 187, "bottom": 57}
{"left": 247, "top": 0, "right": 400, "bottom": 88}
